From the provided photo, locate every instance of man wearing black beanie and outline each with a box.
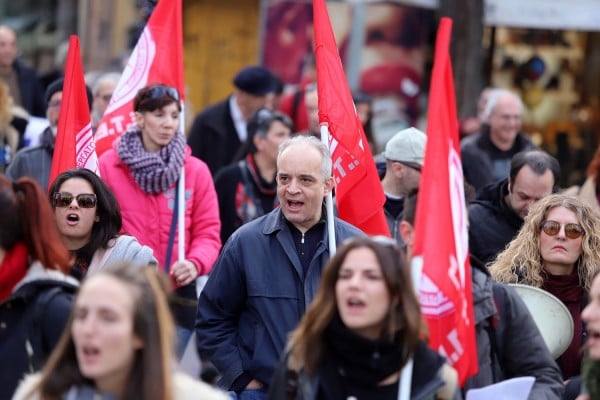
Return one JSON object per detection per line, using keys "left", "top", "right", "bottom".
{"left": 6, "top": 78, "right": 93, "bottom": 189}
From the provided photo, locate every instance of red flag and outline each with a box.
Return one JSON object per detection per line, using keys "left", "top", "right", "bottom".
{"left": 94, "top": 0, "right": 184, "bottom": 156}
{"left": 312, "top": 0, "right": 389, "bottom": 236}
{"left": 412, "top": 18, "right": 478, "bottom": 384}
{"left": 49, "top": 35, "right": 98, "bottom": 188}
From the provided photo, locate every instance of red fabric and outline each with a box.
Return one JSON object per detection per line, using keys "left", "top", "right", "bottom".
{"left": 95, "top": 0, "right": 184, "bottom": 156}
{"left": 49, "top": 35, "right": 98, "bottom": 189}
{"left": 312, "top": 0, "right": 389, "bottom": 236}
{"left": 412, "top": 18, "right": 478, "bottom": 384}
{"left": 0, "top": 242, "right": 29, "bottom": 302}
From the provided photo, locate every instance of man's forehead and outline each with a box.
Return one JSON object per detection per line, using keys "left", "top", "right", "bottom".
{"left": 513, "top": 167, "right": 554, "bottom": 195}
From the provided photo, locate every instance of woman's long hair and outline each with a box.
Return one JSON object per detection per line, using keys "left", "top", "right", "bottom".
{"left": 48, "top": 168, "right": 122, "bottom": 253}
{"left": 287, "top": 236, "right": 424, "bottom": 374}
{"left": 0, "top": 175, "right": 70, "bottom": 272}
{"left": 489, "top": 194, "right": 600, "bottom": 290}
{"left": 35, "top": 264, "right": 176, "bottom": 400}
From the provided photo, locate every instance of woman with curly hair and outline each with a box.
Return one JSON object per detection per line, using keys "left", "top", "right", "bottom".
{"left": 489, "top": 193, "right": 600, "bottom": 380}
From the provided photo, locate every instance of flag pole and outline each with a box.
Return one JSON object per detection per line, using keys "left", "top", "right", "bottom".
{"left": 320, "top": 123, "right": 336, "bottom": 256}
{"left": 178, "top": 105, "right": 185, "bottom": 262}
{"left": 398, "top": 358, "right": 413, "bottom": 400}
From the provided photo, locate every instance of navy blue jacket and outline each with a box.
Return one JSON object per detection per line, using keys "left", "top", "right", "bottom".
{"left": 195, "top": 208, "right": 362, "bottom": 391}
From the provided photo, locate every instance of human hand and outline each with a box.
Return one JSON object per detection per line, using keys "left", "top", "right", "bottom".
{"left": 169, "top": 259, "right": 198, "bottom": 286}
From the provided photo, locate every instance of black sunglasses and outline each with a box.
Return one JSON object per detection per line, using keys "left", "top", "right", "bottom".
{"left": 52, "top": 192, "right": 97, "bottom": 209}
{"left": 541, "top": 220, "right": 584, "bottom": 239}
{"left": 146, "top": 85, "right": 180, "bottom": 102}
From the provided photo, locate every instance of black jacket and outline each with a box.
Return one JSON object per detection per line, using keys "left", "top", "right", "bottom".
{"left": 0, "top": 263, "right": 78, "bottom": 399}
{"left": 187, "top": 96, "right": 242, "bottom": 176}
{"left": 13, "top": 59, "right": 46, "bottom": 118}
{"left": 468, "top": 179, "right": 523, "bottom": 265}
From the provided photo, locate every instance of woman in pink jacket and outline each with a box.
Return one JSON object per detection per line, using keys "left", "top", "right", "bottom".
{"left": 98, "top": 84, "right": 221, "bottom": 358}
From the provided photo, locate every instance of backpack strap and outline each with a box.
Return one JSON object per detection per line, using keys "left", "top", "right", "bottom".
{"left": 26, "top": 286, "right": 66, "bottom": 372}
{"left": 485, "top": 283, "right": 506, "bottom": 382}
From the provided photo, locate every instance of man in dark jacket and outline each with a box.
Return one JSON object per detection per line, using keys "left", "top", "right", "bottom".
{"left": 469, "top": 150, "right": 559, "bottom": 265}
{"left": 400, "top": 190, "right": 564, "bottom": 399}
{"left": 0, "top": 25, "right": 45, "bottom": 117}
{"left": 461, "top": 88, "right": 536, "bottom": 190}
{"left": 187, "top": 65, "right": 276, "bottom": 176}
{"left": 196, "top": 136, "right": 362, "bottom": 399}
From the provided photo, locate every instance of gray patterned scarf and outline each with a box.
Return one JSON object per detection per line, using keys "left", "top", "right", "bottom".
{"left": 117, "top": 127, "right": 186, "bottom": 194}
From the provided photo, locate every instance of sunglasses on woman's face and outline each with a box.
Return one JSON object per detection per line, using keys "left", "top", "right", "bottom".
{"left": 541, "top": 220, "right": 584, "bottom": 239}
{"left": 52, "top": 192, "right": 97, "bottom": 208}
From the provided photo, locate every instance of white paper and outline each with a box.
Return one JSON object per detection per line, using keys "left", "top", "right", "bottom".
{"left": 466, "top": 377, "right": 535, "bottom": 400}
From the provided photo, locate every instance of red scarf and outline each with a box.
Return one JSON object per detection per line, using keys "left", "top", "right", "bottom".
{"left": 0, "top": 242, "right": 29, "bottom": 303}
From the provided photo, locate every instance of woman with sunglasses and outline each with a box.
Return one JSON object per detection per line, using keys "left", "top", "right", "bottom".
{"left": 98, "top": 84, "right": 221, "bottom": 359}
{"left": 490, "top": 193, "right": 600, "bottom": 380}
{"left": 49, "top": 168, "right": 156, "bottom": 280}
{"left": 0, "top": 175, "right": 77, "bottom": 399}
{"left": 268, "top": 236, "right": 459, "bottom": 400}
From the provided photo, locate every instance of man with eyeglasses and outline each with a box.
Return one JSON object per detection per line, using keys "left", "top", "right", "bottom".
{"left": 6, "top": 78, "right": 93, "bottom": 189}
{"left": 90, "top": 72, "right": 120, "bottom": 132}
{"left": 380, "top": 126, "right": 426, "bottom": 245}
{"left": 461, "top": 88, "right": 536, "bottom": 190}
{"left": 468, "top": 150, "right": 559, "bottom": 266}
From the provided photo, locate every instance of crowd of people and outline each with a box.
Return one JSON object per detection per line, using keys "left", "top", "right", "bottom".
{"left": 1, "top": 20, "right": 600, "bottom": 400}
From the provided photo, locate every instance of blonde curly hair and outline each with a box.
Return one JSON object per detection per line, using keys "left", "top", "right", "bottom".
{"left": 489, "top": 193, "right": 600, "bottom": 290}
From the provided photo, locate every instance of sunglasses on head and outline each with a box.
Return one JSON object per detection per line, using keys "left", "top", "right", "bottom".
{"left": 52, "top": 192, "right": 97, "bottom": 208}
{"left": 146, "top": 85, "right": 180, "bottom": 102}
{"left": 541, "top": 220, "right": 584, "bottom": 239}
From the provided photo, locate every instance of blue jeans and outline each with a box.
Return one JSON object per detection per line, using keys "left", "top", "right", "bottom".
{"left": 227, "top": 388, "right": 267, "bottom": 400}
{"left": 175, "top": 325, "right": 193, "bottom": 360}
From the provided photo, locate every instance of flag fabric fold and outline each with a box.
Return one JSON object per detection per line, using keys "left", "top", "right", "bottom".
{"left": 412, "top": 17, "right": 478, "bottom": 384}
{"left": 94, "top": 0, "right": 184, "bottom": 156}
{"left": 48, "top": 35, "right": 98, "bottom": 188}
{"left": 312, "top": 0, "right": 390, "bottom": 236}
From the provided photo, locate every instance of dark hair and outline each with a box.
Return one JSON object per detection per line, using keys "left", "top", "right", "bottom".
{"left": 287, "top": 236, "right": 424, "bottom": 374}
{"left": 509, "top": 150, "right": 560, "bottom": 192}
{"left": 587, "top": 146, "right": 600, "bottom": 188}
{"left": 49, "top": 168, "right": 122, "bottom": 253}
{"left": 37, "top": 263, "right": 175, "bottom": 400}
{"left": 133, "top": 83, "right": 181, "bottom": 113}
{"left": 0, "top": 175, "right": 71, "bottom": 272}
{"left": 245, "top": 107, "right": 293, "bottom": 154}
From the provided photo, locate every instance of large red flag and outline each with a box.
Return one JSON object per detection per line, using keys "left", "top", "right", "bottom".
{"left": 412, "top": 18, "right": 478, "bottom": 384}
{"left": 94, "top": 0, "right": 184, "bottom": 155}
{"left": 49, "top": 35, "right": 98, "bottom": 189}
{"left": 312, "top": 0, "right": 389, "bottom": 236}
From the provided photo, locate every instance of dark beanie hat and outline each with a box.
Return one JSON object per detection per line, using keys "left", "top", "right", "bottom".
{"left": 233, "top": 66, "right": 276, "bottom": 96}
{"left": 45, "top": 78, "right": 94, "bottom": 111}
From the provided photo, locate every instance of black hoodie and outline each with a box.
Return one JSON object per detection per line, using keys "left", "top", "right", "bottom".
{"left": 468, "top": 178, "right": 524, "bottom": 266}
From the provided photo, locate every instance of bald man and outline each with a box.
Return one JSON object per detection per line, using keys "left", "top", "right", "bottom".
{"left": 0, "top": 25, "right": 45, "bottom": 117}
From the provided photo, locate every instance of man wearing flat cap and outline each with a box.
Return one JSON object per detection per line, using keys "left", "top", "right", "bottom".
{"left": 187, "top": 65, "right": 277, "bottom": 176}
{"left": 6, "top": 78, "right": 93, "bottom": 189}
{"left": 380, "top": 126, "right": 426, "bottom": 245}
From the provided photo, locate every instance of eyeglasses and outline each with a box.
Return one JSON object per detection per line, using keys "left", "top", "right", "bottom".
{"left": 541, "top": 220, "right": 584, "bottom": 239}
{"left": 52, "top": 192, "right": 97, "bottom": 208}
{"left": 146, "top": 85, "right": 180, "bottom": 102}
{"left": 96, "top": 93, "right": 112, "bottom": 102}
